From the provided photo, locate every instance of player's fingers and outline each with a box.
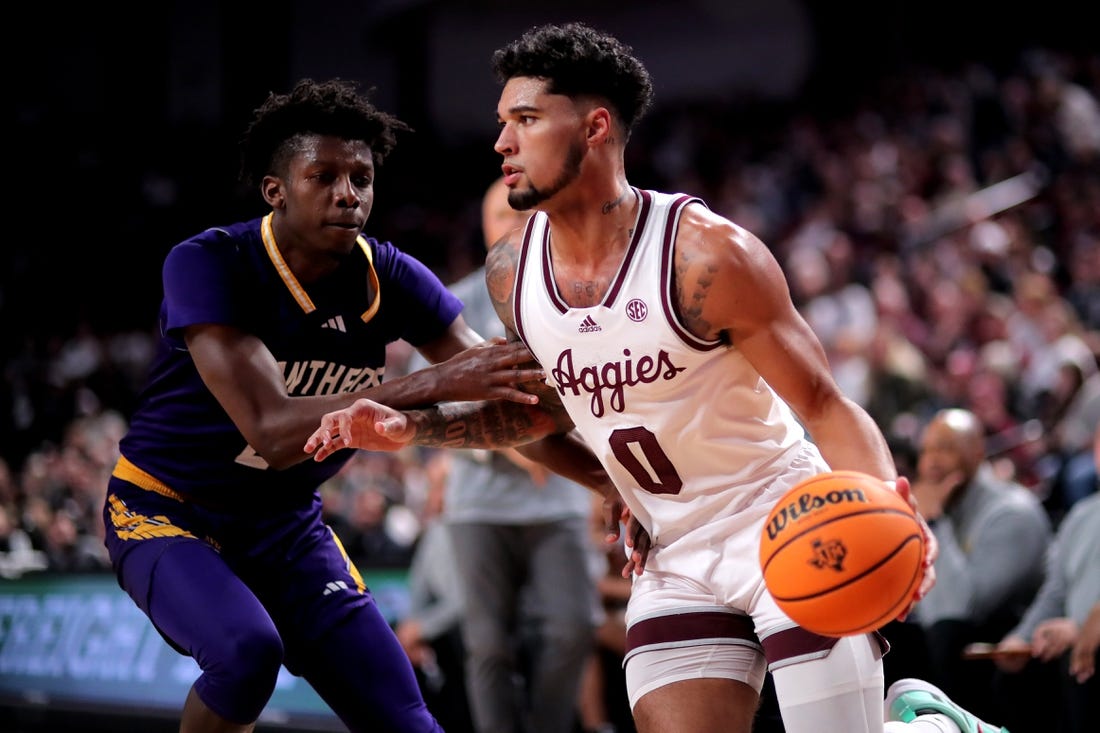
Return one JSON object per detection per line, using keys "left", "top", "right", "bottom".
{"left": 311, "top": 442, "right": 333, "bottom": 462}
{"left": 630, "top": 525, "right": 650, "bottom": 575}
{"left": 304, "top": 414, "right": 335, "bottom": 451}
{"left": 480, "top": 339, "right": 532, "bottom": 363}
{"left": 894, "top": 476, "right": 914, "bottom": 505}
{"left": 503, "top": 367, "right": 546, "bottom": 384}
{"left": 493, "top": 387, "right": 540, "bottom": 405}
{"left": 331, "top": 415, "right": 351, "bottom": 447}
{"left": 921, "top": 518, "right": 939, "bottom": 566}
{"left": 603, "top": 501, "right": 621, "bottom": 543}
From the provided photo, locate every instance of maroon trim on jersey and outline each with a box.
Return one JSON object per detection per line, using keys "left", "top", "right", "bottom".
{"left": 659, "top": 195, "right": 724, "bottom": 351}
{"left": 513, "top": 215, "right": 538, "bottom": 348}
{"left": 624, "top": 610, "right": 762, "bottom": 658}
{"left": 540, "top": 221, "right": 569, "bottom": 314}
{"left": 603, "top": 188, "right": 653, "bottom": 307}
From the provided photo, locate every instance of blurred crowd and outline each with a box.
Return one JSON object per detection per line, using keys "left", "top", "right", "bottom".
{"left": 0, "top": 42, "right": 1097, "bottom": 731}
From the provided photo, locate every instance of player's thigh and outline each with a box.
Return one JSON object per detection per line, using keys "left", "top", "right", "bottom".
{"left": 129, "top": 534, "right": 276, "bottom": 657}
{"left": 625, "top": 637, "right": 766, "bottom": 730}
{"left": 633, "top": 677, "right": 757, "bottom": 733}
{"left": 105, "top": 486, "right": 276, "bottom": 655}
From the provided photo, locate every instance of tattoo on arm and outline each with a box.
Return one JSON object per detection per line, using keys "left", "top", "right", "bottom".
{"left": 408, "top": 401, "right": 552, "bottom": 449}
{"left": 674, "top": 251, "right": 720, "bottom": 340}
{"left": 485, "top": 242, "right": 519, "bottom": 312}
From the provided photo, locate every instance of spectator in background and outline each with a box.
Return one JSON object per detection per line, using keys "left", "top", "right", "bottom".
{"left": 991, "top": 484, "right": 1099, "bottom": 733}
{"left": 409, "top": 176, "right": 601, "bottom": 733}
{"left": 1039, "top": 327, "right": 1100, "bottom": 513}
{"left": 576, "top": 493, "right": 635, "bottom": 733}
{"left": 1070, "top": 601, "right": 1100, "bottom": 684}
{"left": 342, "top": 480, "right": 417, "bottom": 570}
{"left": 394, "top": 450, "right": 474, "bottom": 733}
{"left": 1027, "top": 50, "right": 1100, "bottom": 168}
{"left": 0, "top": 501, "right": 47, "bottom": 578}
{"left": 910, "top": 407, "right": 1053, "bottom": 723}
{"left": 43, "top": 505, "right": 110, "bottom": 572}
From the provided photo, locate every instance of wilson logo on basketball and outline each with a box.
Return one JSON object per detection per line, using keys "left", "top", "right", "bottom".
{"left": 808, "top": 537, "right": 847, "bottom": 572}
{"left": 764, "top": 488, "right": 870, "bottom": 541}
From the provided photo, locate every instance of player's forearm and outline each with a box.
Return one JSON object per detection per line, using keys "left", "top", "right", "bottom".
{"left": 516, "top": 432, "right": 616, "bottom": 497}
{"left": 403, "top": 400, "right": 557, "bottom": 449}
{"left": 810, "top": 399, "right": 897, "bottom": 481}
{"left": 354, "top": 367, "right": 450, "bottom": 409}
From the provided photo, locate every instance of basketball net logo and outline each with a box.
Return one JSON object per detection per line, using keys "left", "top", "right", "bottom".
{"left": 808, "top": 537, "right": 847, "bottom": 571}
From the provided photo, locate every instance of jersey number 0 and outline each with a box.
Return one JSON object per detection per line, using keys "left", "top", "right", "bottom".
{"left": 609, "top": 426, "right": 684, "bottom": 495}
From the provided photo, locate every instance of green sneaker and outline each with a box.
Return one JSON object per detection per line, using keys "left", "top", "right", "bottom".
{"left": 885, "top": 678, "right": 1009, "bottom": 733}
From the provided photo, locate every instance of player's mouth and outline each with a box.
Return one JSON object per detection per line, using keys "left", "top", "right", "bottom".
{"left": 326, "top": 220, "right": 363, "bottom": 231}
{"left": 501, "top": 164, "right": 523, "bottom": 186}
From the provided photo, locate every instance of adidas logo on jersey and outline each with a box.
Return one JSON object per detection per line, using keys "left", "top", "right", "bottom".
{"left": 321, "top": 315, "right": 347, "bottom": 333}
{"left": 578, "top": 315, "right": 602, "bottom": 333}
{"left": 322, "top": 580, "right": 350, "bottom": 596}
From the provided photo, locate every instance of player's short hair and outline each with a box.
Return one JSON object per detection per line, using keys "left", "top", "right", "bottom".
{"left": 239, "top": 78, "right": 411, "bottom": 186}
{"left": 492, "top": 22, "right": 654, "bottom": 138}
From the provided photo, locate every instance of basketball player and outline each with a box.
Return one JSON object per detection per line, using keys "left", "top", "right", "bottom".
{"left": 101, "top": 78, "right": 624, "bottom": 733}
{"left": 305, "top": 24, "right": 1010, "bottom": 733}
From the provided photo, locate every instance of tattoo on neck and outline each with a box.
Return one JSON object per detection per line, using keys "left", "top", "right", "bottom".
{"left": 602, "top": 189, "right": 628, "bottom": 215}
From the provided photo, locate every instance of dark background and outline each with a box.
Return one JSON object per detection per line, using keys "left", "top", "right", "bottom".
{"left": 2, "top": 3, "right": 1095, "bottom": 731}
{"left": 6, "top": 0, "right": 1093, "bottom": 378}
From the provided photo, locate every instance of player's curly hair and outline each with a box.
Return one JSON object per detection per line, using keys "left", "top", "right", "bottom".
{"left": 239, "top": 78, "right": 412, "bottom": 186}
{"left": 491, "top": 22, "right": 654, "bottom": 138}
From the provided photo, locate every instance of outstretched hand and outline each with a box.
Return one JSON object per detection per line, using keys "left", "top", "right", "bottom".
{"left": 893, "top": 475, "right": 938, "bottom": 621}
{"left": 304, "top": 398, "right": 413, "bottom": 461}
{"left": 433, "top": 337, "right": 545, "bottom": 404}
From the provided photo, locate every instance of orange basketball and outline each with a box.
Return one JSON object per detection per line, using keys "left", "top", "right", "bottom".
{"left": 759, "top": 470, "right": 925, "bottom": 637}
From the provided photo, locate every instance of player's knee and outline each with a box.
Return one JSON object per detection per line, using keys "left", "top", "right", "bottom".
{"left": 230, "top": 624, "right": 285, "bottom": 678}
{"left": 201, "top": 623, "right": 284, "bottom": 715}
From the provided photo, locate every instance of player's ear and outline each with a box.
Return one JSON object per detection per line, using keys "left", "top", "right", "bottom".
{"left": 586, "top": 106, "right": 614, "bottom": 147}
{"left": 261, "top": 175, "right": 285, "bottom": 208}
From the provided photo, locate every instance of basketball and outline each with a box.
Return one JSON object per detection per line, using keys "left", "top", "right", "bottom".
{"left": 759, "top": 470, "right": 925, "bottom": 637}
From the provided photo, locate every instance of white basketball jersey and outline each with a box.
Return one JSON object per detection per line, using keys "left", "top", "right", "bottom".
{"left": 514, "top": 189, "right": 814, "bottom": 545}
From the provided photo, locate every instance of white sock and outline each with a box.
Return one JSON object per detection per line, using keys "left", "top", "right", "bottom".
{"left": 771, "top": 634, "right": 885, "bottom": 733}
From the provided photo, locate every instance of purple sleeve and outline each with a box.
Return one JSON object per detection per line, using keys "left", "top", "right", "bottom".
{"left": 372, "top": 240, "right": 463, "bottom": 345}
{"left": 162, "top": 240, "right": 241, "bottom": 335}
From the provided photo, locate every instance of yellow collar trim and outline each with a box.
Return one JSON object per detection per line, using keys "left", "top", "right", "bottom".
{"left": 261, "top": 213, "right": 381, "bottom": 322}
